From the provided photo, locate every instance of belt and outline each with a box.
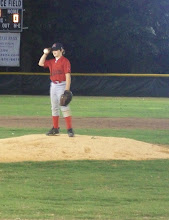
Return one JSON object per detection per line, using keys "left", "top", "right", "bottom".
{"left": 52, "top": 81, "right": 65, "bottom": 84}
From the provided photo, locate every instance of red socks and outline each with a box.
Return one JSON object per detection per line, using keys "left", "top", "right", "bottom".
{"left": 65, "top": 116, "right": 72, "bottom": 129}
{"left": 52, "top": 116, "right": 59, "bottom": 128}
{"left": 52, "top": 116, "right": 72, "bottom": 129}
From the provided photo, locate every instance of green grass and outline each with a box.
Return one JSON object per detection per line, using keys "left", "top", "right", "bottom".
{"left": 0, "top": 95, "right": 51, "bottom": 117}
{"left": 0, "top": 127, "right": 169, "bottom": 146}
{"left": 0, "top": 95, "right": 169, "bottom": 219}
{"left": 0, "top": 95, "right": 169, "bottom": 118}
{"left": 0, "top": 160, "right": 169, "bottom": 220}
{"left": 0, "top": 95, "right": 169, "bottom": 144}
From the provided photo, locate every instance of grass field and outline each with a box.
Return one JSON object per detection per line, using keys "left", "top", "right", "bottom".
{"left": 0, "top": 95, "right": 169, "bottom": 144}
{"left": 0, "top": 95, "right": 169, "bottom": 219}
{"left": 0, "top": 95, "right": 169, "bottom": 118}
{"left": 1, "top": 160, "right": 169, "bottom": 220}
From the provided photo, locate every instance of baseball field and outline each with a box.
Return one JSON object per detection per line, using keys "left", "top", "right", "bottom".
{"left": 0, "top": 95, "right": 169, "bottom": 219}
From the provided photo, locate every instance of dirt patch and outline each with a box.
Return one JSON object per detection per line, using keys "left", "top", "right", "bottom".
{"left": 0, "top": 116, "right": 169, "bottom": 130}
{"left": 1, "top": 116, "right": 169, "bottom": 162}
{"left": 0, "top": 134, "right": 169, "bottom": 163}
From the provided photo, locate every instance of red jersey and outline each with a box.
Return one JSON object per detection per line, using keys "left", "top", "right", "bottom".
{"left": 44, "top": 56, "right": 71, "bottom": 82}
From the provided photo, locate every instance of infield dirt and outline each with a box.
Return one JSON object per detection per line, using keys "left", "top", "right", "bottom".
{"left": 1, "top": 116, "right": 169, "bottom": 130}
{"left": 0, "top": 134, "right": 169, "bottom": 163}
{"left": 0, "top": 116, "right": 169, "bottom": 162}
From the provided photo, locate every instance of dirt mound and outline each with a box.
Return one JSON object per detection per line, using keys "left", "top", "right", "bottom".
{"left": 0, "top": 134, "right": 169, "bottom": 162}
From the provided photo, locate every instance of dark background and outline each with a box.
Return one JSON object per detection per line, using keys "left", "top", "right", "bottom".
{"left": 1, "top": 0, "right": 169, "bottom": 74}
{"left": 0, "top": 0, "right": 169, "bottom": 97}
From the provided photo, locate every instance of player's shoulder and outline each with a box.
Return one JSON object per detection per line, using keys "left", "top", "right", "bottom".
{"left": 61, "top": 56, "right": 70, "bottom": 63}
{"left": 45, "top": 58, "right": 55, "bottom": 63}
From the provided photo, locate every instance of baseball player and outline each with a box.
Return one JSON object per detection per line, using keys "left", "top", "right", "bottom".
{"left": 38, "top": 42, "right": 74, "bottom": 137}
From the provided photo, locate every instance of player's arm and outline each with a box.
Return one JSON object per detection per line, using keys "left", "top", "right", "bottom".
{"left": 65, "top": 73, "right": 71, "bottom": 91}
{"left": 38, "top": 48, "right": 50, "bottom": 67}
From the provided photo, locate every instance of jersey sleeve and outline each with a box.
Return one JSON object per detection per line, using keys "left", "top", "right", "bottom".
{"left": 43, "top": 60, "right": 51, "bottom": 69}
{"left": 64, "top": 59, "right": 71, "bottom": 73}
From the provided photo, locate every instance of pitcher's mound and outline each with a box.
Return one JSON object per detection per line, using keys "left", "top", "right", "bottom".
{"left": 0, "top": 134, "right": 169, "bottom": 162}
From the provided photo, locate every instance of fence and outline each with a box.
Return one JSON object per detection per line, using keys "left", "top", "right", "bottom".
{"left": 0, "top": 72, "right": 169, "bottom": 97}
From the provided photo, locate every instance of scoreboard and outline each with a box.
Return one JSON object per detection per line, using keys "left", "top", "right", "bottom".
{"left": 0, "top": 8, "right": 23, "bottom": 32}
{"left": 0, "top": 0, "right": 23, "bottom": 32}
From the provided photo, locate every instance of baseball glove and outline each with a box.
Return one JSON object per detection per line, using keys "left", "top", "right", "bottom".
{"left": 60, "top": 90, "right": 73, "bottom": 106}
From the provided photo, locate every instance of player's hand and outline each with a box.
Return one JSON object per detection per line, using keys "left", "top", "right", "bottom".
{"left": 43, "top": 48, "right": 51, "bottom": 55}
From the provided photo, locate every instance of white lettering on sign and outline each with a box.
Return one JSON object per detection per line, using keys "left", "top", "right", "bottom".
{"left": 14, "top": 23, "right": 20, "bottom": 28}
{"left": 2, "top": 23, "right": 10, "bottom": 28}
{"left": 0, "top": 0, "right": 22, "bottom": 8}
{"left": 7, "top": 9, "right": 18, "bottom": 14}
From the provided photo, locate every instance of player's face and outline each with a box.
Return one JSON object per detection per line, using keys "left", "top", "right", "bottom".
{"left": 52, "top": 49, "right": 62, "bottom": 58}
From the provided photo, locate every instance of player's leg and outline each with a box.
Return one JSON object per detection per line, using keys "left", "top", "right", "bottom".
{"left": 61, "top": 105, "right": 74, "bottom": 137}
{"left": 57, "top": 83, "right": 74, "bottom": 137}
{"left": 46, "top": 82, "right": 60, "bottom": 136}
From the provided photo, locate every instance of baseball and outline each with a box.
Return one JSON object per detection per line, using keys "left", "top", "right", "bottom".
{"left": 43, "top": 48, "right": 49, "bottom": 54}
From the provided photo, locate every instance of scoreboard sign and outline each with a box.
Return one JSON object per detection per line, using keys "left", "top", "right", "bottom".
{"left": 0, "top": 0, "right": 23, "bottom": 32}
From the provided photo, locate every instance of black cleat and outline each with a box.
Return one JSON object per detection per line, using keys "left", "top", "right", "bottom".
{"left": 46, "top": 127, "right": 60, "bottom": 136}
{"left": 67, "top": 128, "right": 74, "bottom": 137}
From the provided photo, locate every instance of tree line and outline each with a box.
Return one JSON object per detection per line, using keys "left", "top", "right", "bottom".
{"left": 2, "top": 0, "right": 169, "bottom": 73}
